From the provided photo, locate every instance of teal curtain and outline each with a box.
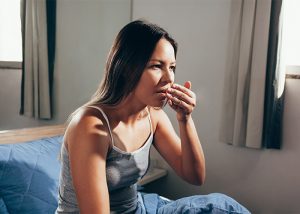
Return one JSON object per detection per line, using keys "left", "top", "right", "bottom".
{"left": 263, "top": 0, "right": 284, "bottom": 149}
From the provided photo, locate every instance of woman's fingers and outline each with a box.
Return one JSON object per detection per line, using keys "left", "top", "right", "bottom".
{"left": 167, "top": 93, "right": 190, "bottom": 107}
{"left": 166, "top": 87, "right": 196, "bottom": 107}
{"left": 171, "top": 83, "right": 194, "bottom": 98}
{"left": 166, "top": 82, "right": 196, "bottom": 115}
{"left": 166, "top": 91, "right": 195, "bottom": 114}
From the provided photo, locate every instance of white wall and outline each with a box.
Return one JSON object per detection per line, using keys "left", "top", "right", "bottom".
{"left": 133, "top": 0, "right": 300, "bottom": 213}
{"left": 53, "top": 0, "right": 131, "bottom": 124}
{"left": 1, "top": 0, "right": 300, "bottom": 213}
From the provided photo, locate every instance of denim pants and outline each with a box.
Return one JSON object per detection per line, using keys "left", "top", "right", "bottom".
{"left": 135, "top": 192, "right": 251, "bottom": 214}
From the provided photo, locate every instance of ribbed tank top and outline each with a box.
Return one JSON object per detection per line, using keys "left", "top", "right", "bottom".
{"left": 56, "top": 106, "right": 153, "bottom": 214}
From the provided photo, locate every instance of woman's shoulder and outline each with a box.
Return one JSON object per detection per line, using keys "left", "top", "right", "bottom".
{"left": 148, "top": 107, "right": 171, "bottom": 130}
{"left": 64, "top": 106, "right": 111, "bottom": 150}
{"left": 69, "top": 106, "right": 107, "bottom": 129}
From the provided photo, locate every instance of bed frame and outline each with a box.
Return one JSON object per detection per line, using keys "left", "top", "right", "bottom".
{"left": 0, "top": 125, "right": 66, "bottom": 144}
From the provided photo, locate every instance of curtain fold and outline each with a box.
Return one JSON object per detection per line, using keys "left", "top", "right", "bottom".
{"left": 263, "top": 0, "right": 284, "bottom": 149}
{"left": 20, "top": 0, "right": 56, "bottom": 119}
{"left": 219, "top": 0, "right": 283, "bottom": 149}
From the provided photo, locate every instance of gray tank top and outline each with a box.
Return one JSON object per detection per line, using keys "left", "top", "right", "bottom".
{"left": 56, "top": 106, "right": 153, "bottom": 214}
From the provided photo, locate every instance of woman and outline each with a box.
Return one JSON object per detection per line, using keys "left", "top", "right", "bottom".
{"left": 56, "top": 20, "right": 250, "bottom": 214}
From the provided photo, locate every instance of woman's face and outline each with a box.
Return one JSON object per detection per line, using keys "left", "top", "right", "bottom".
{"left": 134, "top": 38, "right": 176, "bottom": 107}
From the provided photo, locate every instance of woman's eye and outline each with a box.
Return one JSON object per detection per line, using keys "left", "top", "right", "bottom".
{"left": 170, "top": 66, "right": 176, "bottom": 72}
{"left": 151, "top": 64, "right": 161, "bottom": 69}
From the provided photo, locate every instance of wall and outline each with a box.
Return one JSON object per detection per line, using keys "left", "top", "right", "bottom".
{"left": 53, "top": 0, "right": 131, "bottom": 126}
{"left": 133, "top": 0, "right": 300, "bottom": 213}
{"left": 1, "top": 0, "right": 299, "bottom": 213}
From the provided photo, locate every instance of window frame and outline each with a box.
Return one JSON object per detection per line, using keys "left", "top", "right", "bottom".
{"left": 286, "top": 65, "right": 300, "bottom": 79}
{"left": 0, "top": 61, "right": 22, "bottom": 69}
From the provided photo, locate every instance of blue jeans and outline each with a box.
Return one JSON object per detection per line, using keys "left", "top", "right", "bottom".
{"left": 135, "top": 192, "right": 251, "bottom": 214}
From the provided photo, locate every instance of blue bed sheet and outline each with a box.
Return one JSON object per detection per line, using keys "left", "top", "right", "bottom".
{"left": 0, "top": 136, "right": 63, "bottom": 214}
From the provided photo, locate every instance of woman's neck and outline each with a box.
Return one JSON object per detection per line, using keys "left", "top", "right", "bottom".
{"left": 100, "top": 95, "right": 148, "bottom": 125}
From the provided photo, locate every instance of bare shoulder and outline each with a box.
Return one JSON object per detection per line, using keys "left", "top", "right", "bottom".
{"left": 148, "top": 107, "right": 171, "bottom": 132}
{"left": 65, "top": 106, "right": 111, "bottom": 154}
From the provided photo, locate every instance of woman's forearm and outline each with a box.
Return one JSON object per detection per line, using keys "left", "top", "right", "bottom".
{"left": 178, "top": 116, "right": 206, "bottom": 185}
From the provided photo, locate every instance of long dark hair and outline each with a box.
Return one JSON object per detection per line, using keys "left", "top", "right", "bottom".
{"left": 67, "top": 20, "right": 177, "bottom": 123}
{"left": 88, "top": 19, "right": 178, "bottom": 106}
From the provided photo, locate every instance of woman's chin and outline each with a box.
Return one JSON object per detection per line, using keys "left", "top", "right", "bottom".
{"left": 150, "top": 98, "right": 167, "bottom": 108}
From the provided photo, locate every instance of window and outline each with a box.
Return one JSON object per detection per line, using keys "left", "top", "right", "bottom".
{"left": 0, "top": 0, "right": 22, "bottom": 68}
{"left": 281, "top": 0, "right": 300, "bottom": 76}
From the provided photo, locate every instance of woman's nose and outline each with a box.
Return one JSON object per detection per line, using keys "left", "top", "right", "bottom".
{"left": 162, "top": 69, "right": 174, "bottom": 83}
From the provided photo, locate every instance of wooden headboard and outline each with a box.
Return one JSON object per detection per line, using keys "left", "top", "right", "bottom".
{"left": 0, "top": 125, "right": 66, "bottom": 145}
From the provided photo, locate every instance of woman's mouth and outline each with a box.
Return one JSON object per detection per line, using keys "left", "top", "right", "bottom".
{"left": 156, "top": 86, "right": 170, "bottom": 94}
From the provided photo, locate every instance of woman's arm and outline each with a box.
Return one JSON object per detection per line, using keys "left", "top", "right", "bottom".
{"left": 66, "top": 109, "right": 111, "bottom": 213}
{"left": 177, "top": 116, "right": 205, "bottom": 185}
{"left": 152, "top": 81, "right": 205, "bottom": 185}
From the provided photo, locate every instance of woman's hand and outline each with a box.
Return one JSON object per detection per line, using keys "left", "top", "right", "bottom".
{"left": 166, "top": 81, "right": 196, "bottom": 122}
